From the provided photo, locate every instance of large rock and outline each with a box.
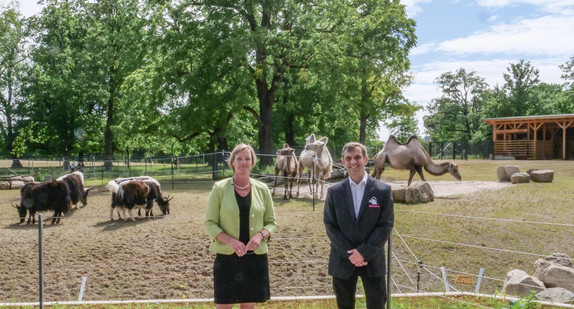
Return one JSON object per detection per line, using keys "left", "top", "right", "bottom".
{"left": 510, "top": 173, "right": 530, "bottom": 184}
{"left": 497, "top": 165, "right": 520, "bottom": 181}
{"left": 536, "top": 288, "right": 574, "bottom": 304}
{"left": 530, "top": 169, "right": 554, "bottom": 183}
{"left": 503, "top": 269, "right": 545, "bottom": 296}
{"left": 534, "top": 253, "right": 574, "bottom": 292}
{"left": 392, "top": 182, "right": 434, "bottom": 204}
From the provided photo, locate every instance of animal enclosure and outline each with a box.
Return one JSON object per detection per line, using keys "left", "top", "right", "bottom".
{"left": 0, "top": 160, "right": 573, "bottom": 307}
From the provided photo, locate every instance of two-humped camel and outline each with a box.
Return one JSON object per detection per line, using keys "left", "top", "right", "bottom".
{"left": 372, "top": 135, "right": 462, "bottom": 186}
{"left": 297, "top": 133, "right": 333, "bottom": 199}
{"left": 273, "top": 143, "right": 299, "bottom": 199}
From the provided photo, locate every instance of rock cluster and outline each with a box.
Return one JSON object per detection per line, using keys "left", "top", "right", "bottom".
{"left": 0, "top": 175, "right": 35, "bottom": 190}
{"left": 391, "top": 181, "right": 435, "bottom": 204}
{"left": 503, "top": 253, "right": 574, "bottom": 304}
{"left": 496, "top": 165, "right": 554, "bottom": 183}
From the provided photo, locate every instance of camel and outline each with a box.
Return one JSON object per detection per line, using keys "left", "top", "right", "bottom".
{"left": 296, "top": 133, "right": 333, "bottom": 199}
{"left": 273, "top": 143, "right": 299, "bottom": 199}
{"left": 371, "top": 135, "right": 462, "bottom": 186}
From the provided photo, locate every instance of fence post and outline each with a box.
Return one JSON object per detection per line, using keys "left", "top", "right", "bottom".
{"left": 441, "top": 266, "right": 450, "bottom": 292}
{"left": 38, "top": 214, "right": 44, "bottom": 309}
{"left": 78, "top": 276, "right": 88, "bottom": 301}
{"left": 417, "top": 260, "right": 422, "bottom": 292}
{"left": 386, "top": 235, "right": 392, "bottom": 309}
{"left": 475, "top": 268, "right": 485, "bottom": 294}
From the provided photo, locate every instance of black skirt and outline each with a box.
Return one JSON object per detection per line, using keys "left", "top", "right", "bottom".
{"left": 214, "top": 253, "right": 270, "bottom": 304}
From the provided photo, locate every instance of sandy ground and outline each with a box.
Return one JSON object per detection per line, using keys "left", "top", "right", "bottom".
{"left": 273, "top": 180, "right": 513, "bottom": 200}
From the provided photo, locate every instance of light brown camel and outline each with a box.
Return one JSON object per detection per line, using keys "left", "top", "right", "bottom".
{"left": 273, "top": 143, "right": 299, "bottom": 199}
{"left": 296, "top": 134, "right": 333, "bottom": 199}
{"left": 371, "top": 135, "right": 462, "bottom": 186}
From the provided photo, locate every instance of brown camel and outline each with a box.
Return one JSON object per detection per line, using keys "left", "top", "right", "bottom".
{"left": 371, "top": 135, "right": 462, "bottom": 186}
{"left": 296, "top": 133, "right": 333, "bottom": 199}
{"left": 273, "top": 143, "right": 299, "bottom": 199}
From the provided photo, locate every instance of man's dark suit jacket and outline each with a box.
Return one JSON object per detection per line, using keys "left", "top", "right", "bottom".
{"left": 324, "top": 175, "right": 394, "bottom": 279}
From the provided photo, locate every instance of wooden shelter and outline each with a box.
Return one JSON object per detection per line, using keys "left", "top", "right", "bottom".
{"left": 483, "top": 114, "right": 574, "bottom": 160}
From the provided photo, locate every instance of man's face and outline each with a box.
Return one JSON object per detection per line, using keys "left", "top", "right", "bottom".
{"left": 342, "top": 146, "right": 368, "bottom": 180}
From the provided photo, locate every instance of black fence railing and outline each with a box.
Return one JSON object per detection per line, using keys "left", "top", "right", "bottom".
{"left": 0, "top": 141, "right": 492, "bottom": 185}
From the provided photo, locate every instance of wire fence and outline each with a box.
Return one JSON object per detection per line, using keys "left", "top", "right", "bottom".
{"left": 0, "top": 139, "right": 492, "bottom": 183}
{"left": 1, "top": 185, "right": 572, "bottom": 308}
{"left": 0, "top": 148, "right": 570, "bottom": 308}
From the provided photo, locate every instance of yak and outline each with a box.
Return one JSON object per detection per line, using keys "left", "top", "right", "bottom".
{"left": 14, "top": 181, "right": 71, "bottom": 224}
{"left": 106, "top": 176, "right": 172, "bottom": 221}
{"left": 56, "top": 171, "right": 94, "bottom": 209}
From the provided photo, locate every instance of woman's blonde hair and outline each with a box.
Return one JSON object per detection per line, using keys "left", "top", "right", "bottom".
{"left": 228, "top": 143, "right": 257, "bottom": 170}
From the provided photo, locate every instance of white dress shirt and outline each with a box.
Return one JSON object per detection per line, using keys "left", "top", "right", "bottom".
{"left": 349, "top": 172, "right": 368, "bottom": 219}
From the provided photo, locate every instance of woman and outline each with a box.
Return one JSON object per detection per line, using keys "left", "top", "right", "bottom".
{"left": 205, "top": 143, "right": 277, "bottom": 309}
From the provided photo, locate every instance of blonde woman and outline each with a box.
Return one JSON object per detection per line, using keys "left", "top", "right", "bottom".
{"left": 205, "top": 143, "right": 277, "bottom": 309}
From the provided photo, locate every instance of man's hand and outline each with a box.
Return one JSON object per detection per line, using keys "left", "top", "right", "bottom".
{"left": 347, "top": 249, "right": 368, "bottom": 267}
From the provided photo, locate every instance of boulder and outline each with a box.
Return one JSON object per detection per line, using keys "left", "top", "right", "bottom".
{"left": 391, "top": 181, "right": 435, "bottom": 204}
{"left": 9, "top": 180, "right": 26, "bottom": 189}
{"left": 503, "top": 269, "right": 545, "bottom": 296}
{"left": 536, "top": 287, "right": 574, "bottom": 304}
{"left": 534, "top": 253, "right": 574, "bottom": 292}
{"left": 392, "top": 187, "right": 406, "bottom": 203}
{"left": 530, "top": 169, "right": 554, "bottom": 183}
{"left": 497, "top": 165, "right": 520, "bottom": 181}
{"left": 510, "top": 173, "right": 530, "bottom": 184}
{"left": 526, "top": 168, "right": 540, "bottom": 176}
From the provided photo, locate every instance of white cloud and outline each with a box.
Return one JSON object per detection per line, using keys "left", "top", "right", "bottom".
{"left": 476, "top": 1, "right": 574, "bottom": 14}
{"left": 402, "top": 0, "right": 433, "bottom": 17}
{"left": 437, "top": 13, "right": 574, "bottom": 56}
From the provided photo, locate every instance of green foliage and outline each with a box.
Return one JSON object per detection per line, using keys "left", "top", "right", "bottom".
{"left": 10, "top": 121, "right": 46, "bottom": 158}
{"left": 0, "top": 4, "right": 28, "bottom": 155}
{"left": 387, "top": 114, "right": 420, "bottom": 141}
{"left": 424, "top": 68, "right": 488, "bottom": 142}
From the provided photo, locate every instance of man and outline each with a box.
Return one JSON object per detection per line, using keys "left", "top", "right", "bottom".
{"left": 324, "top": 142, "right": 394, "bottom": 309}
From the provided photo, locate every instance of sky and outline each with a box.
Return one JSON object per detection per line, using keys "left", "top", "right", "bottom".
{"left": 2, "top": 0, "right": 574, "bottom": 140}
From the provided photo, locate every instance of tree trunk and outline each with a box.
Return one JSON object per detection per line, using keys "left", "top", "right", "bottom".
{"left": 258, "top": 93, "right": 275, "bottom": 166}
{"left": 11, "top": 159, "right": 23, "bottom": 168}
{"left": 104, "top": 74, "right": 115, "bottom": 171}
{"left": 359, "top": 113, "right": 368, "bottom": 145}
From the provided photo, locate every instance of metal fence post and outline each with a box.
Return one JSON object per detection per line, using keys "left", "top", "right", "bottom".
{"left": 475, "top": 268, "right": 485, "bottom": 294}
{"left": 386, "top": 235, "right": 392, "bottom": 309}
{"left": 441, "top": 266, "right": 450, "bottom": 292}
{"left": 38, "top": 214, "right": 44, "bottom": 309}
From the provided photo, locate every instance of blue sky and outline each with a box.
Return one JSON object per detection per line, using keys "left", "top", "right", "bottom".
{"left": 2, "top": 0, "right": 574, "bottom": 140}
{"left": 400, "top": 0, "right": 574, "bottom": 139}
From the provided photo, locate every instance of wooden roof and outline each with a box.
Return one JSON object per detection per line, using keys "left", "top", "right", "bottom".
{"left": 483, "top": 114, "right": 574, "bottom": 125}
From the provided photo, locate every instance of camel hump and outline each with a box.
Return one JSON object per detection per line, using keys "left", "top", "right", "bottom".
{"left": 305, "top": 133, "right": 316, "bottom": 144}
{"left": 406, "top": 135, "right": 419, "bottom": 143}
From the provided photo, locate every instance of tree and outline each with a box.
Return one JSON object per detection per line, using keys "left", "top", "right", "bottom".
{"left": 0, "top": 5, "right": 27, "bottom": 158}
{"left": 424, "top": 68, "right": 488, "bottom": 142}
{"left": 559, "top": 56, "right": 574, "bottom": 112}
{"left": 501, "top": 59, "right": 540, "bottom": 116}
{"left": 386, "top": 114, "right": 420, "bottom": 142}
{"left": 25, "top": 0, "right": 91, "bottom": 164}
{"left": 334, "top": 0, "right": 417, "bottom": 144}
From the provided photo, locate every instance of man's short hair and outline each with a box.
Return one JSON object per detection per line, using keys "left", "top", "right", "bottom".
{"left": 341, "top": 142, "right": 368, "bottom": 158}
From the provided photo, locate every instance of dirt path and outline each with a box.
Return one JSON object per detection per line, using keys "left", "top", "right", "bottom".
{"left": 274, "top": 180, "right": 513, "bottom": 199}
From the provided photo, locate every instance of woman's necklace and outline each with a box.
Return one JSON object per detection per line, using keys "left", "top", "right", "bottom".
{"left": 233, "top": 177, "right": 250, "bottom": 190}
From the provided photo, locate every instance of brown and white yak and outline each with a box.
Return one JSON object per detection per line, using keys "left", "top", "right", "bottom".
{"left": 106, "top": 176, "right": 172, "bottom": 221}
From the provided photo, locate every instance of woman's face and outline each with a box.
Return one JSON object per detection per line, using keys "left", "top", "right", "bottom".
{"left": 233, "top": 148, "right": 253, "bottom": 175}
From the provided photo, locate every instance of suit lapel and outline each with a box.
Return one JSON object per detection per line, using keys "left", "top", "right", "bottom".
{"left": 356, "top": 178, "right": 375, "bottom": 222}
{"left": 341, "top": 178, "right": 356, "bottom": 222}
